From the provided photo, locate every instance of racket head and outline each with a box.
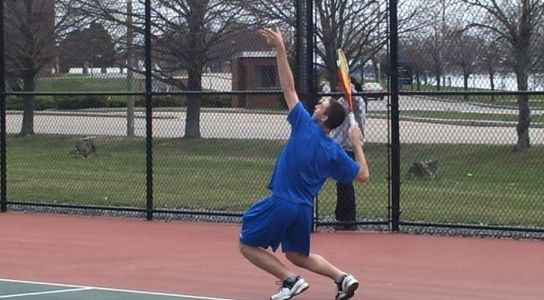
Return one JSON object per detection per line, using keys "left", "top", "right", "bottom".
{"left": 336, "top": 49, "right": 353, "bottom": 111}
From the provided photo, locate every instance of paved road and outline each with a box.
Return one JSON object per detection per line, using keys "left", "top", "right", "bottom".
{"left": 368, "top": 95, "right": 544, "bottom": 114}
{"left": 6, "top": 107, "right": 543, "bottom": 145}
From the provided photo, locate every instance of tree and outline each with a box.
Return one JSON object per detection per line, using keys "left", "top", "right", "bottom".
{"left": 206, "top": 23, "right": 271, "bottom": 72}
{"left": 5, "top": 0, "right": 84, "bottom": 136}
{"left": 59, "top": 22, "right": 117, "bottom": 73}
{"left": 78, "top": 0, "right": 245, "bottom": 139}
{"left": 314, "top": 0, "right": 387, "bottom": 90}
{"left": 235, "top": 0, "right": 428, "bottom": 91}
{"left": 416, "top": 0, "right": 463, "bottom": 91}
{"left": 477, "top": 35, "right": 506, "bottom": 102}
{"left": 399, "top": 37, "right": 428, "bottom": 90}
{"left": 447, "top": 28, "right": 480, "bottom": 99}
{"left": 463, "top": 0, "right": 544, "bottom": 151}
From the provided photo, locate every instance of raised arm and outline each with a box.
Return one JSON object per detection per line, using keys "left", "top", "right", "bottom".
{"left": 258, "top": 28, "right": 299, "bottom": 111}
{"left": 348, "top": 124, "right": 370, "bottom": 183}
{"left": 353, "top": 95, "right": 366, "bottom": 142}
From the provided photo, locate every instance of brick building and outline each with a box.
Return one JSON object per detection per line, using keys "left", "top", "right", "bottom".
{"left": 231, "top": 51, "right": 284, "bottom": 109}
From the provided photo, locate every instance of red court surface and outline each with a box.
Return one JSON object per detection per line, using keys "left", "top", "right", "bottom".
{"left": 0, "top": 212, "right": 543, "bottom": 300}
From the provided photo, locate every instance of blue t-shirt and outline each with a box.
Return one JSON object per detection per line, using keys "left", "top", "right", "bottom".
{"left": 267, "top": 102, "right": 360, "bottom": 206}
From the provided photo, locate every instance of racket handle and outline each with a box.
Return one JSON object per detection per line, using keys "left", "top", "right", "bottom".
{"left": 348, "top": 112, "right": 356, "bottom": 125}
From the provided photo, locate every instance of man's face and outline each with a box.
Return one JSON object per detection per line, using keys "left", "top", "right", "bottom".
{"left": 335, "top": 82, "right": 342, "bottom": 92}
{"left": 312, "top": 97, "right": 330, "bottom": 122}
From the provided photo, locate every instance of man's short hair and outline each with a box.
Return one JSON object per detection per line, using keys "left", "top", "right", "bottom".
{"left": 324, "top": 99, "right": 346, "bottom": 130}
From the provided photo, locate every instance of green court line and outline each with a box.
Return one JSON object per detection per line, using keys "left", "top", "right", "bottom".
{"left": 0, "top": 287, "right": 91, "bottom": 298}
{"left": 0, "top": 279, "right": 235, "bottom": 300}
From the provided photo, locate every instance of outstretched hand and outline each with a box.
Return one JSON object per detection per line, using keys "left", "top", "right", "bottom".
{"left": 258, "top": 28, "right": 285, "bottom": 51}
{"left": 348, "top": 124, "right": 363, "bottom": 145}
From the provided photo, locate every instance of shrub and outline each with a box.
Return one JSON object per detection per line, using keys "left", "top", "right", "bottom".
{"left": 201, "top": 95, "right": 232, "bottom": 108}
{"left": 35, "top": 97, "right": 57, "bottom": 110}
{"left": 53, "top": 95, "right": 125, "bottom": 109}
{"left": 6, "top": 96, "right": 56, "bottom": 111}
{"left": 135, "top": 95, "right": 186, "bottom": 107}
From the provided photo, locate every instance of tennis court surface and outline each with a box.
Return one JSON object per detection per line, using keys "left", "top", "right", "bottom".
{"left": 0, "top": 279, "right": 233, "bottom": 299}
{"left": 1, "top": 212, "right": 543, "bottom": 300}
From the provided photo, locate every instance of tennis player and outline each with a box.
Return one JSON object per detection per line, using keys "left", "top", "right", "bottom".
{"left": 238, "top": 28, "right": 369, "bottom": 300}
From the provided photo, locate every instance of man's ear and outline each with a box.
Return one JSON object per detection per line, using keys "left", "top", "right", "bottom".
{"left": 320, "top": 113, "right": 329, "bottom": 124}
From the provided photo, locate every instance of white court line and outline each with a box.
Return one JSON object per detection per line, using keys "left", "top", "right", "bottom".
{"left": 0, "top": 287, "right": 92, "bottom": 298}
{"left": 0, "top": 278, "right": 237, "bottom": 300}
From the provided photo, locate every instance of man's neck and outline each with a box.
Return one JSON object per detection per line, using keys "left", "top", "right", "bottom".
{"left": 319, "top": 122, "right": 331, "bottom": 135}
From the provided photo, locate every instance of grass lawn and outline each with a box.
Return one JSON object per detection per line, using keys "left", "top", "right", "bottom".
{"left": 399, "top": 144, "right": 544, "bottom": 227}
{"left": 37, "top": 75, "right": 138, "bottom": 92}
{"left": 370, "top": 111, "right": 544, "bottom": 125}
{"left": 6, "top": 135, "right": 544, "bottom": 227}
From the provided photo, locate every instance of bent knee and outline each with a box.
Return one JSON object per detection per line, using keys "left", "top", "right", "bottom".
{"left": 285, "top": 252, "right": 307, "bottom": 267}
{"left": 239, "top": 242, "right": 249, "bottom": 254}
{"left": 239, "top": 242, "right": 256, "bottom": 257}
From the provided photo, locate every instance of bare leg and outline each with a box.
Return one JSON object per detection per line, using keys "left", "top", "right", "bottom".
{"left": 239, "top": 243, "right": 296, "bottom": 280}
{"left": 285, "top": 252, "right": 344, "bottom": 280}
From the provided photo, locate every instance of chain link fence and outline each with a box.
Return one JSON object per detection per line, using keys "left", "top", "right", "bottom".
{"left": 1, "top": 0, "right": 543, "bottom": 238}
{"left": 394, "top": 0, "right": 544, "bottom": 237}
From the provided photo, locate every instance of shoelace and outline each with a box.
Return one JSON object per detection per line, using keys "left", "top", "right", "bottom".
{"left": 336, "top": 275, "right": 347, "bottom": 291}
{"left": 275, "top": 279, "right": 295, "bottom": 293}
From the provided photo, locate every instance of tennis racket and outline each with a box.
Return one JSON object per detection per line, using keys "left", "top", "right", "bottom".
{"left": 336, "top": 49, "right": 355, "bottom": 125}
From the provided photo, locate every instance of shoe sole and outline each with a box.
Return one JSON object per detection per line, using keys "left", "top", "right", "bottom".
{"left": 270, "top": 282, "right": 309, "bottom": 300}
{"left": 292, "top": 282, "right": 309, "bottom": 298}
{"left": 337, "top": 281, "right": 359, "bottom": 300}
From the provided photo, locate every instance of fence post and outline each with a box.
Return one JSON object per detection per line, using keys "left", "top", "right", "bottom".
{"left": 144, "top": 0, "right": 153, "bottom": 221}
{"left": 297, "top": 0, "right": 316, "bottom": 230}
{"left": 0, "top": 0, "right": 6, "bottom": 213}
{"left": 389, "top": 0, "right": 401, "bottom": 231}
{"left": 295, "top": 0, "right": 314, "bottom": 111}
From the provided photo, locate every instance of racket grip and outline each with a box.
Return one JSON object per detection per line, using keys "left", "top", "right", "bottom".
{"left": 348, "top": 112, "right": 356, "bottom": 125}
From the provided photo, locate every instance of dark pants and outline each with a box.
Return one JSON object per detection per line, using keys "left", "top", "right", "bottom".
{"left": 335, "top": 150, "right": 357, "bottom": 222}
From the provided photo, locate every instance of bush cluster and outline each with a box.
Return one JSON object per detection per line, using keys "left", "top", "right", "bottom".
{"left": 6, "top": 94, "right": 233, "bottom": 110}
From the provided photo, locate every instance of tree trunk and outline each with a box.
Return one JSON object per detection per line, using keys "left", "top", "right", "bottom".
{"left": 515, "top": 70, "right": 531, "bottom": 152}
{"left": 463, "top": 71, "right": 470, "bottom": 101}
{"left": 512, "top": 3, "right": 532, "bottom": 152}
{"left": 320, "top": 28, "right": 337, "bottom": 90}
{"left": 19, "top": 76, "right": 36, "bottom": 136}
{"left": 317, "top": 5, "right": 338, "bottom": 90}
{"left": 183, "top": 1, "right": 206, "bottom": 139}
{"left": 435, "top": 72, "right": 441, "bottom": 91}
{"left": 488, "top": 72, "right": 495, "bottom": 103}
{"left": 184, "top": 67, "right": 202, "bottom": 139}
{"left": 373, "top": 59, "right": 380, "bottom": 82}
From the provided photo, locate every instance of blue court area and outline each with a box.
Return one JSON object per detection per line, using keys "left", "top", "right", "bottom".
{"left": 0, "top": 279, "right": 234, "bottom": 300}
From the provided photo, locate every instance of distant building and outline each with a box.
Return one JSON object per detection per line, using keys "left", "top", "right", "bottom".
{"left": 231, "top": 51, "right": 283, "bottom": 109}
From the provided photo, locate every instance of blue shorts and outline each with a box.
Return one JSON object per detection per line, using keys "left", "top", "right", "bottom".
{"left": 239, "top": 196, "right": 313, "bottom": 256}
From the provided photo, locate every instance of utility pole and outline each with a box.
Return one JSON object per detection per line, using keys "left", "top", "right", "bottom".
{"left": 441, "top": 0, "right": 446, "bottom": 90}
{"left": 126, "top": 0, "right": 135, "bottom": 137}
{"left": 0, "top": 0, "right": 7, "bottom": 212}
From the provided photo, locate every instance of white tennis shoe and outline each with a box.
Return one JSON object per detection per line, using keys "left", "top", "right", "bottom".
{"left": 270, "top": 276, "right": 309, "bottom": 300}
{"left": 335, "top": 274, "right": 359, "bottom": 300}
